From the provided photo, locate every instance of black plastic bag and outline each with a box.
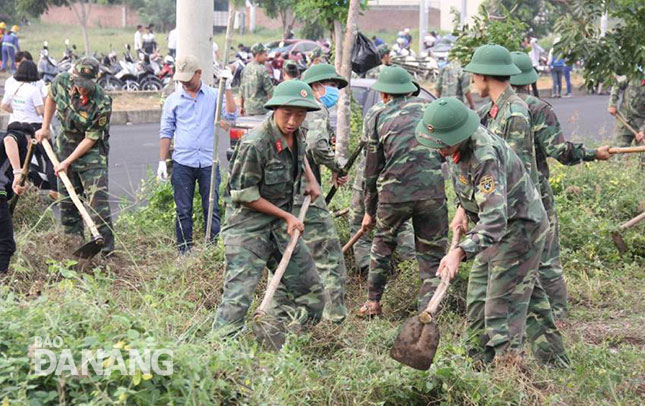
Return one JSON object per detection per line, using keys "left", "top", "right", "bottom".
{"left": 351, "top": 32, "right": 381, "bottom": 75}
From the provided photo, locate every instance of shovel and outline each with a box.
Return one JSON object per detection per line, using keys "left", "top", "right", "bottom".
{"left": 608, "top": 146, "right": 645, "bottom": 154}
{"left": 615, "top": 112, "right": 639, "bottom": 138}
{"left": 611, "top": 211, "right": 645, "bottom": 253}
{"left": 252, "top": 195, "right": 311, "bottom": 350}
{"left": 390, "top": 229, "right": 462, "bottom": 370}
{"left": 342, "top": 227, "right": 366, "bottom": 254}
{"left": 41, "top": 138, "right": 104, "bottom": 259}
{"left": 8, "top": 138, "right": 36, "bottom": 213}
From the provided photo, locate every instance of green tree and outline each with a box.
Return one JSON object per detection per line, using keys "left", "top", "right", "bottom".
{"left": 136, "top": 0, "right": 175, "bottom": 31}
{"left": 554, "top": 0, "right": 645, "bottom": 88}
{"left": 483, "top": 0, "right": 565, "bottom": 37}
{"left": 255, "top": 0, "right": 297, "bottom": 39}
{"left": 450, "top": 5, "right": 528, "bottom": 66}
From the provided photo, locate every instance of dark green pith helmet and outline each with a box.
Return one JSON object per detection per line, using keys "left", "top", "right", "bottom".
{"left": 509, "top": 51, "right": 538, "bottom": 86}
{"left": 302, "top": 63, "right": 348, "bottom": 89}
{"left": 415, "top": 97, "right": 480, "bottom": 149}
{"left": 372, "top": 66, "right": 417, "bottom": 95}
{"left": 264, "top": 80, "right": 321, "bottom": 111}
{"left": 464, "top": 44, "right": 522, "bottom": 76}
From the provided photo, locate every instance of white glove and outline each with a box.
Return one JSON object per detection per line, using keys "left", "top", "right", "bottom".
{"left": 157, "top": 160, "right": 168, "bottom": 181}
{"left": 219, "top": 67, "right": 233, "bottom": 90}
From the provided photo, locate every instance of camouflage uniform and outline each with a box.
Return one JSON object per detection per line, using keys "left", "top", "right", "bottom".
{"left": 213, "top": 116, "right": 325, "bottom": 333}
{"left": 477, "top": 86, "right": 540, "bottom": 186}
{"left": 447, "top": 126, "right": 568, "bottom": 365}
{"left": 240, "top": 60, "right": 274, "bottom": 115}
{"left": 436, "top": 59, "right": 471, "bottom": 104}
{"left": 292, "top": 100, "right": 348, "bottom": 322}
{"left": 366, "top": 63, "right": 389, "bottom": 80}
{"left": 518, "top": 90, "right": 599, "bottom": 319}
{"left": 609, "top": 76, "right": 645, "bottom": 169}
{"left": 49, "top": 70, "right": 114, "bottom": 254}
{"left": 364, "top": 96, "right": 448, "bottom": 310}
{"left": 348, "top": 101, "right": 416, "bottom": 271}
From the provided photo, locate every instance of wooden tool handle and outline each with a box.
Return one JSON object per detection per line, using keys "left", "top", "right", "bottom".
{"left": 41, "top": 139, "right": 103, "bottom": 241}
{"left": 619, "top": 211, "right": 645, "bottom": 231}
{"left": 608, "top": 146, "right": 645, "bottom": 154}
{"left": 420, "top": 229, "right": 463, "bottom": 320}
{"left": 342, "top": 227, "right": 366, "bottom": 254}
{"left": 256, "top": 196, "right": 312, "bottom": 315}
{"left": 615, "top": 112, "right": 639, "bottom": 137}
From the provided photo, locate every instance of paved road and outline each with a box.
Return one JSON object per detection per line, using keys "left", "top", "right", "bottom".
{"left": 107, "top": 93, "right": 616, "bottom": 214}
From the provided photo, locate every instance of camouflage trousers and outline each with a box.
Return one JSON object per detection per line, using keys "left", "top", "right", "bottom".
{"left": 538, "top": 179, "right": 568, "bottom": 319}
{"left": 213, "top": 226, "right": 325, "bottom": 334}
{"left": 293, "top": 201, "right": 348, "bottom": 323}
{"left": 348, "top": 187, "right": 416, "bottom": 271}
{"left": 613, "top": 115, "right": 645, "bottom": 169}
{"left": 58, "top": 165, "right": 114, "bottom": 254}
{"left": 466, "top": 220, "right": 569, "bottom": 365}
{"left": 368, "top": 198, "right": 448, "bottom": 310}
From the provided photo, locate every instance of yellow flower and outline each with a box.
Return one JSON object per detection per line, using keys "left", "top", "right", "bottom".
{"left": 142, "top": 373, "right": 153, "bottom": 380}
{"left": 2, "top": 396, "right": 9, "bottom": 406}
{"left": 113, "top": 341, "right": 125, "bottom": 349}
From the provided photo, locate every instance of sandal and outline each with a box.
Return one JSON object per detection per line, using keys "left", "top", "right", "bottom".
{"left": 357, "top": 301, "right": 382, "bottom": 318}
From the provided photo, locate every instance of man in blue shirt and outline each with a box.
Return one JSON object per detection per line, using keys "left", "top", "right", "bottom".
{"left": 158, "top": 54, "right": 236, "bottom": 253}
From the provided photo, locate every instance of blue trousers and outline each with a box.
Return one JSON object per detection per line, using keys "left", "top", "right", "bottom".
{"left": 2, "top": 46, "right": 15, "bottom": 72}
{"left": 171, "top": 162, "right": 221, "bottom": 253}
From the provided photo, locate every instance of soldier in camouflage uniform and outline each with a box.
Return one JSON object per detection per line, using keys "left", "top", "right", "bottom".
{"left": 240, "top": 43, "right": 274, "bottom": 116}
{"left": 348, "top": 85, "right": 417, "bottom": 273}
{"left": 435, "top": 57, "right": 475, "bottom": 109}
{"left": 213, "top": 81, "right": 325, "bottom": 334}
{"left": 35, "top": 57, "right": 114, "bottom": 255}
{"left": 416, "top": 97, "right": 569, "bottom": 366}
{"left": 358, "top": 66, "right": 448, "bottom": 317}
{"left": 510, "top": 51, "right": 612, "bottom": 319}
{"left": 294, "top": 63, "right": 349, "bottom": 322}
{"left": 365, "top": 45, "right": 391, "bottom": 79}
{"left": 608, "top": 71, "right": 645, "bottom": 170}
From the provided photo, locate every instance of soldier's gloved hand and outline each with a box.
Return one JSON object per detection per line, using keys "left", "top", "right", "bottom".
{"left": 595, "top": 145, "right": 611, "bottom": 160}
{"left": 35, "top": 127, "right": 51, "bottom": 143}
{"left": 219, "top": 67, "right": 233, "bottom": 90}
{"left": 157, "top": 160, "right": 168, "bottom": 181}
{"left": 607, "top": 106, "right": 617, "bottom": 116}
{"left": 285, "top": 213, "right": 305, "bottom": 237}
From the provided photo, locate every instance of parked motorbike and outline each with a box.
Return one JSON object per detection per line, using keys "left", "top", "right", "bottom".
{"left": 37, "top": 41, "right": 59, "bottom": 84}
{"left": 115, "top": 44, "right": 140, "bottom": 91}
{"left": 96, "top": 52, "right": 124, "bottom": 91}
{"left": 57, "top": 39, "right": 78, "bottom": 74}
{"left": 137, "top": 54, "right": 163, "bottom": 91}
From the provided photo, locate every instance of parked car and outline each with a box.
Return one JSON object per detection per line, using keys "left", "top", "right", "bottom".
{"left": 225, "top": 78, "right": 437, "bottom": 161}
{"left": 266, "top": 39, "right": 321, "bottom": 63}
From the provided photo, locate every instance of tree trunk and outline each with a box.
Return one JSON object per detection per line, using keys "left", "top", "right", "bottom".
{"left": 71, "top": 2, "right": 92, "bottom": 56}
{"left": 281, "top": 8, "right": 294, "bottom": 39}
{"left": 333, "top": 20, "right": 343, "bottom": 73}
{"left": 335, "top": 0, "right": 361, "bottom": 162}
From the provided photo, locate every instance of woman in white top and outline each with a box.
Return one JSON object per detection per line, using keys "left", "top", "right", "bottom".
{"left": 2, "top": 60, "right": 44, "bottom": 127}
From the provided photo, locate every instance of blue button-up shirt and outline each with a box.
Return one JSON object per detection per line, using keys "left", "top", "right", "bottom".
{"left": 160, "top": 81, "right": 236, "bottom": 168}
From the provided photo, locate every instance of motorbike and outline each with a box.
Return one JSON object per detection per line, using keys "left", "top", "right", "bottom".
{"left": 137, "top": 54, "right": 163, "bottom": 91}
{"left": 57, "top": 39, "right": 78, "bottom": 74}
{"left": 155, "top": 54, "right": 174, "bottom": 87}
{"left": 96, "top": 52, "right": 124, "bottom": 91}
{"left": 115, "top": 44, "right": 140, "bottom": 91}
{"left": 37, "top": 41, "right": 59, "bottom": 84}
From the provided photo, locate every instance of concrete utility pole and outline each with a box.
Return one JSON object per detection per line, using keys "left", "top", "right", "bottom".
{"left": 461, "top": 0, "right": 467, "bottom": 24}
{"left": 176, "top": 0, "right": 214, "bottom": 85}
{"left": 419, "top": 0, "right": 428, "bottom": 55}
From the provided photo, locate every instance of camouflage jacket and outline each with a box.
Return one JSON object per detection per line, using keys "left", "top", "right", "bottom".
{"left": 477, "top": 86, "right": 539, "bottom": 185}
{"left": 49, "top": 72, "right": 112, "bottom": 171}
{"left": 609, "top": 76, "right": 645, "bottom": 130}
{"left": 365, "top": 63, "right": 388, "bottom": 80}
{"left": 296, "top": 100, "right": 342, "bottom": 208}
{"left": 353, "top": 101, "right": 385, "bottom": 192}
{"left": 240, "top": 61, "right": 274, "bottom": 115}
{"left": 436, "top": 60, "right": 470, "bottom": 103}
{"left": 517, "top": 91, "right": 597, "bottom": 181}
{"left": 449, "top": 126, "right": 547, "bottom": 260}
{"left": 364, "top": 96, "right": 445, "bottom": 216}
{"left": 223, "top": 116, "right": 306, "bottom": 239}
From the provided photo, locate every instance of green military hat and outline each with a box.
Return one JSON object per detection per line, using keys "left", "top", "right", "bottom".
{"left": 377, "top": 44, "right": 390, "bottom": 58}
{"left": 72, "top": 57, "right": 99, "bottom": 88}
{"left": 264, "top": 80, "right": 321, "bottom": 111}
{"left": 372, "top": 66, "right": 417, "bottom": 95}
{"left": 311, "top": 47, "right": 323, "bottom": 59}
{"left": 415, "top": 97, "right": 479, "bottom": 149}
{"left": 302, "top": 63, "right": 348, "bottom": 89}
{"left": 283, "top": 60, "right": 299, "bottom": 77}
{"left": 509, "top": 51, "right": 538, "bottom": 86}
{"left": 464, "top": 44, "right": 522, "bottom": 76}
{"left": 251, "top": 42, "right": 267, "bottom": 55}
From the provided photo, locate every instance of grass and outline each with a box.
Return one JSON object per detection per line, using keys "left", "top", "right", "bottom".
{"left": 1, "top": 124, "right": 644, "bottom": 404}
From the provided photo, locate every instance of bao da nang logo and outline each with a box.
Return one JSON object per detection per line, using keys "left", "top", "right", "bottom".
{"left": 30, "top": 336, "right": 173, "bottom": 377}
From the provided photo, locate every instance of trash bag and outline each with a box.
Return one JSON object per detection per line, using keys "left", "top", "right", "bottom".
{"left": 351, "top": 32, "right": 381, "bottom": 75}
